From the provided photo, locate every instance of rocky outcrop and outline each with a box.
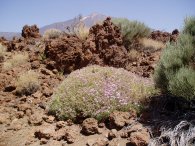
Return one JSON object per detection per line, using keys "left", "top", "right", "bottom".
{"left": 7, "top": 37, "right": 25, "bottom": 51}
{"left": 22, "top": 25, "right": 41, "bottom": 38}
{"left": 83, "top": 17, "right": 128, "bottom": 68}
{"left": 0, "top": 37, "right": 8, "bottom": 46}
{"left": 45, "top": 17, "right": 129, "bottom": 74}
{"left": 150, "top": 29, "right": 179, "bottom": 43}
{"left": 44, "top": 34, "right": 91, "bottom": 73}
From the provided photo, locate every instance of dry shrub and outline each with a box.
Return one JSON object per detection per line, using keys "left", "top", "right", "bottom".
{"left": 0, "top": 43, "right": 7, "bottom": 62}
{"left": 140, "top": 38, "right": 165, "bottom": 52}
{"left": 73, "top": 23, "right": 89, "bottom": 40}
{"left": 3, "top": 53, "right": 28, "bottom": 70}
{"left": 15, "top": 70, "right": 39, "bottom": 95}
{"left": 128, "top": 49, "right": 140, "bottom": 61}
{"left": 66, "top": 17, "right": 89, "bottom": 40}
{"left": 43, "top": 29, "right": 62, "bottom": 39}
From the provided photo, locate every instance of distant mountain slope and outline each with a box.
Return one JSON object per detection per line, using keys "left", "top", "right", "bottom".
{"left": 40, "top": 13, "right": 107, "bottom": 34}
{"left": 0, "top": 32, "right": 21, "bottom": 40}
{"left": 0, "top": 13, "right": 107, "bottom": 40}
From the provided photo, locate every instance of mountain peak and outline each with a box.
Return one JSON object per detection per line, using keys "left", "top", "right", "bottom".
{"left": 89, "top": 12, "right": 101, "bottom": 17}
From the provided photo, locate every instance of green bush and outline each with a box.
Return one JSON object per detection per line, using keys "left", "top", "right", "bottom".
{"left": 49, "top": 65, "right": 156, "bottom": 121}
{"left": 112, "top": 18, "right": 151, "bottom": 50}
{"left": 154, "top": 32, "right": 195, "bottom": 100}
{"left": 183, "top": 16, "right": 195, "bottom": 36}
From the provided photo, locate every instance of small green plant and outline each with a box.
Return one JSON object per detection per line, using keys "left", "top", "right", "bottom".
{"left": 3, "top": 52, "right": 28, "bottom": 70}
{"left": 49, "top": 65, "right": 156, "bottom": 121}
{"left": 43, "top": 29, "right": 62, "bottom": 39}
{"left": 112, "top": 18, "right": 151, "bottom": 50}
{"left": 0, "top": 43, "right": 7, "bottom": 62}
{"left": 15, "top": 70, "right": 40, "bottom": 95}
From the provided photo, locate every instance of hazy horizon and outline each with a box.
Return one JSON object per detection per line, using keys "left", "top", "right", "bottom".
{"left": 1, "top": 0, "right": 195, "bottom": 32}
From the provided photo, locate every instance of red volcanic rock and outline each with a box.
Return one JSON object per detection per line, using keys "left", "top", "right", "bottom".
{"left": 81, "top": 118, "right": 99, "bottom": 135}
{"left": 109, "top": 111, "right": 136, "bottom": 130}
{"left": 44, "top": 34, "right": 90, "bottom": 74}
{"left": 45, "top": 17, "right": 129, "bottom": 74}
{"left": 22, "top": 25, "right": 41, "bottom": 38}
{"left": 150, "top": 30, "right": 171, "bottom": 43}
{"left": 150, "top": 29, "right": 179, "bottom": 43}
{"left": 83, "top": 17, "right": 128, "bottom": 68}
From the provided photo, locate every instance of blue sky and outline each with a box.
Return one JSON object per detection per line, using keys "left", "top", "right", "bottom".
{"left": 1, "top": 0, "right": 195, "bottom": 32}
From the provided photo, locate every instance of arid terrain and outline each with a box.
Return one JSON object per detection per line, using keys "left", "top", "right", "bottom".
{"left": 1, "top": 17, "right": 192, "bottom": 146}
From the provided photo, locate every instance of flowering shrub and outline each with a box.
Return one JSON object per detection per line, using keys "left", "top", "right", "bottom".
{"left": 49, "top": 65, "right": 156, "bottom": 121}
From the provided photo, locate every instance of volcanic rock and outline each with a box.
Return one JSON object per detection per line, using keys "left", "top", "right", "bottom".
{"left": 128, "top": 130, "right": 150, "bottom": 146}
{"left": 83, "top": 17, "right": 128, "bottom": 68}
{"left": 109, "top": 111, "right": 136, "bottom": 130}
{"left": 34, "top": 124, "right": 55, "bottom": 139}
{"left": 28, "top": 112, "right": 43, "bottom": 125}
{"left": 64, "top": 128, "right": 78, "bottom": 144}
{"left": 22, "top": 25, "right": 41, "bottom": 38}
{"left": 81, "top": 118, "right": 99, "bottom": 135}
{"left": 44, "top": 34, "right": 90, "bottom": 74}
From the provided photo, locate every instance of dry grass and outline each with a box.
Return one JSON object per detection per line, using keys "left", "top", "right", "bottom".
{"left": 140, "top": 38, "right": 165, "bottom": 52}
{"left": 74, "top": 25, "right": 89, "bottom": 40}
{"left": 15, "top": 70, "right": 40, "bottom": 95}
{"left": 43, "top": 29, "right": 62, "bottom": 39}
{"left": 3, "top": 52, "right": 28, "bottom": 70}
{"left": 128, "top": 49, "right": 140, "bottom": 61}
{"left": 0, "top": 43, "right": 7, "bottom": 62}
